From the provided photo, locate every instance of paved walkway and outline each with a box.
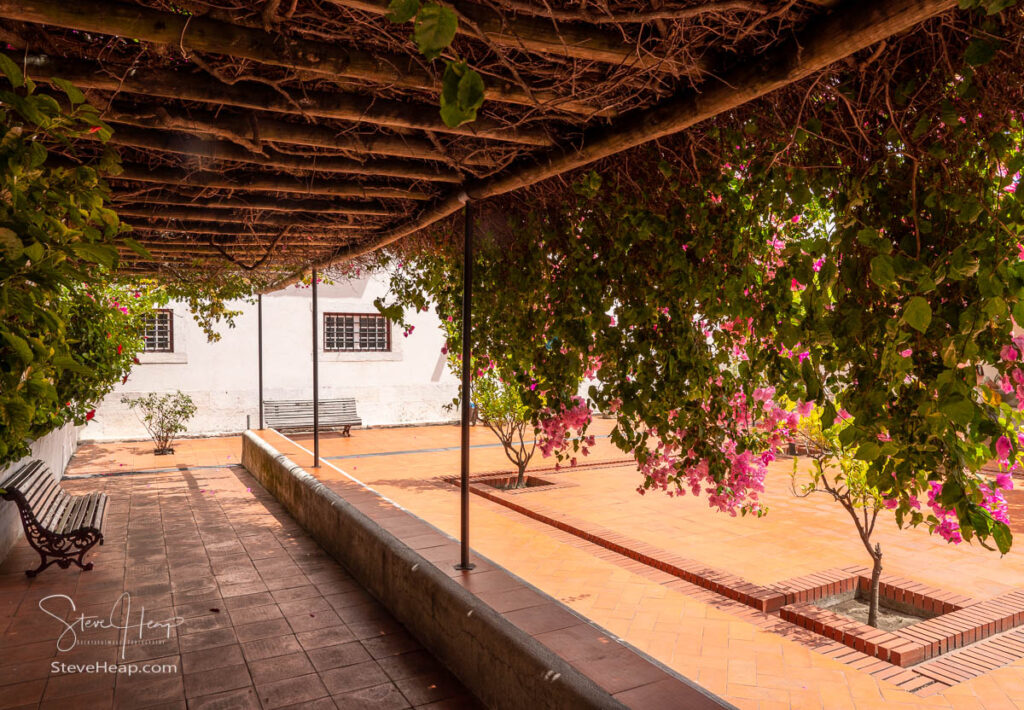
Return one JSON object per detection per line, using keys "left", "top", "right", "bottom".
{"left": 0, "top": 461, "right": 479, "bottom": 709}
{"left": 67, "top": 427, "right": 1024, "bottom": 708}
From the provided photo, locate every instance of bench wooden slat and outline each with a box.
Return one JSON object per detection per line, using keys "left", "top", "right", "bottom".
{"left": 32, "top": 485, "right": 66, "bottom": 526}
{"left": 63, "top": 496, "right": 92, "bottom": 535}
{"left": 0, "top": 460, "right": 46, "bottom": 492}
{"left": 264, "top": 398, "right": 362, "bottom": 435}
{"left": 38, "top": 496, "right": 71, "bottom": 532}
{"left": 0, "top": 460, "right": 106, "bottom": 576}
{"left": 22, "top": 473, "right": 58, "bottom": 512}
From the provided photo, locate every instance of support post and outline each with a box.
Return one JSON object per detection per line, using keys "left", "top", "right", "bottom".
{"left": 456, "top": 201, "right": 475, "bottom": 571}
{"left": 258, "top": 294, "right": 264, "bottom": 430}
{"left": 312, "top": 269, "right": 320, "bottom": 468}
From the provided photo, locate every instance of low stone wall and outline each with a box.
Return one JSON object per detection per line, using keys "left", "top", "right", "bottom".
{"left": 0, "top": 422, "right": 79, "bottom": 562}
{"left": 241, "top": 430, "right": 624, "bottom": 710}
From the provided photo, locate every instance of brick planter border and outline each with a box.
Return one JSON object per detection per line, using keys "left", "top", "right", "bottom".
{"left": 779, "top": 574, "right": 1024, "bottom": 667}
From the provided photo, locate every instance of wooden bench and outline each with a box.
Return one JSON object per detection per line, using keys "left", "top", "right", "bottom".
{"left": 264, "top": 398, "right": 362, "bottom": 436}
{"left": 0, "top": 460, "right": 107, "bottom": 577}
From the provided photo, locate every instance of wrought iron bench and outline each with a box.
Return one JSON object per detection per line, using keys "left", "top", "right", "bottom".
{"left": 0, "top": 460, "right": 106, "bottom": 577}
{"left": 264, "top": 398, "right": 362, "bottom": 436}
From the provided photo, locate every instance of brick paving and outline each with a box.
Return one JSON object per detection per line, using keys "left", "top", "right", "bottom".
{"left": 0, "top": 461, "right": 479, "bottom": 709}
{"left": 281, "top": 423, "right": 1024, "bottom": 709}
{"left": 65, "top": 427, "right": 1024, "bottom": 708}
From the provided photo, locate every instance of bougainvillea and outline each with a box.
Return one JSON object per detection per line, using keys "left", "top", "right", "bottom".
{"left": 372, "top": 5, "right": 1024, "bottom": 555}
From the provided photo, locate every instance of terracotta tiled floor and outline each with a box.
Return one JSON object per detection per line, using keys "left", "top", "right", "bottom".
{"left": 0, "top": 462, "right": 479, "bottom": 709}
{"left": 278, "top": 423, "right": 1024, "bottom": 710}
{"left": 65, "top": 428, "right": 1024, "bottom": 708}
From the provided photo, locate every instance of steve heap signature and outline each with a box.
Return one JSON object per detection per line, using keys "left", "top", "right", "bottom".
{"left": 38, "top": 592, "right": 185, "bottom": 658}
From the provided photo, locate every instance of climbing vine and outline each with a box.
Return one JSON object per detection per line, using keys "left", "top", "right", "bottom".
{"left": 374, "top": 4, "right": 1024, "bottom": 553}
{"left": 0, "top": 57, "right": 259, "bottom": 465}
{"left": 387, "top": 0, "right": 486, "bottom": 127}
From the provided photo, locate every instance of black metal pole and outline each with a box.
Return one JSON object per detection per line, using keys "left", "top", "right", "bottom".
{"left": 312, "top": 269, "right": 320, "bottom": 468}
{"left": 456, "top": 201, "right": 475, "bottom": 571}
{"left": 257, "top": 294, "right": 264, "bottom": 430}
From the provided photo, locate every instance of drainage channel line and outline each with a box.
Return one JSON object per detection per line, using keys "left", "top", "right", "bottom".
{"left": 318, "top": 434, "right": 610, "bottom": 461}
{"left": 65, "top": 463, "right": 243, "bottom": 479}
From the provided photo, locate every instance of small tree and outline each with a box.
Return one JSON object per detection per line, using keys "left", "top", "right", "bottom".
{"left": 120, "top": 392, "right": 197, "bottom": 454}
{"left": 474, "top": 371, "right": 536, "bottom": 488}
{"left": 792, "top": 408, "right": 889, "bottom": 627}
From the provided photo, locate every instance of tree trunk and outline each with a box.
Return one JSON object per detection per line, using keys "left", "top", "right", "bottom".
{"left": 515, "top": 462, "right": 527, "bottom": 489}
{"left": 867, "top": 543, "right": 883, "bottom": 628}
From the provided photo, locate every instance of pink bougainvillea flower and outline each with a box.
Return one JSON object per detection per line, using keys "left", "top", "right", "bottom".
{"left": 997, "top": 473, "right": 1014, "bottom": 491}
{"left": 791, "top": 215, "right": 801, "bottom": 224}
{"left": 812, "top": 257, "right": 825, "bottom": 272}
{"left": 877, "top": 431, "right": 891, "bottom": 442}
{"left": 996, "top": 435, "right": 1012, "bottom": 461}
{"left": 1001, "top": 345, "right": 1019, "bottom": 362}
{"left": 884, "top": 498, "right": 898, "bottom": 509}
{"left": 837, "top": 409, "right": 852, "bottom": 421}
{"left": 899, "top": 348, "right": 912, "bottom": 357}
{"left": 790, "top": 278, "right": 805, "bottom": 291}
{"left": 796, "top": 401, "right": 814, "bottom": 417}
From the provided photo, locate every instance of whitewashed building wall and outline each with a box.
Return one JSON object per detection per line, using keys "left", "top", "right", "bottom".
{"left": 83, "top": 274, "right": 458, "bottom": 441}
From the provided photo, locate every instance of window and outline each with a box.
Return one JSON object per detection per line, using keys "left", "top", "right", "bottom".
{"left": 142, "top": 309, "right": 174, "bottom": 352}
{"left": 324, "top": 313, "right": 391, "bottom": 352}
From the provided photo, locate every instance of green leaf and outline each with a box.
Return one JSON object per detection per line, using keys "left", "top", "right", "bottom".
{"left": 0, "top": 227, "right": 22, "bottom": 261}
{"left": 386, "top": 0, "right": 420, "bottom": 23}
{"left": 855, "top": 442, "right": 881, "bottom": 461}
{"left": 939, "top": 397, "right": 975, "bottom": 426}
{"left": 51, "top": 77, "right": 85, "bottom": 105}
{"left": 869, "top": 255, "right": 896, "bottom": 288}
{"left": 439, "top": 61, "right": 485, "bottom": 127}
{"left": 23, "top": 241, "right": 44, "bottom": 262}
{"left": 0, "top": 53, "right": 24, "bottom": 88}
{"left": 992, "top": 521, "right": 1013, "bottom": 555}
{"left": 1, "top": 331, "right": 34, "bottom": 364}
{"left": 121, "top": 237, "right": 151, "bottom": 259}
{"left": 52, "top": 355, "right": 92, "bottom": 375}
{"left": 1013, "top": 299, "right": 1024, "bottom": 326}
{"left": 70, "top": 242, "right": 117, "bottom": 269}
{"left": 964, "top": 39, "right": 997, "bottom": 67}
{"left": 903, "top": 297, "right": 932, "bottom": 333}
{"left": 413, "top": 3, "right": 458, "bottom": 60}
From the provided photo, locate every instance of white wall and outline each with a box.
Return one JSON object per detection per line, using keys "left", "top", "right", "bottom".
{"left": 0, "top": 422, "right": 79, "bottom": 562}
{"left": 82, "top": 273, "right": 459, "bottom": 441}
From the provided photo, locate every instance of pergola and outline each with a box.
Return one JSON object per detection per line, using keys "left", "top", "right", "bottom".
{"left": 1, "top": 0, "right": 955, "bottom": 285}
{"left": 1, "top": 0, "right": 961, "bottom": 568}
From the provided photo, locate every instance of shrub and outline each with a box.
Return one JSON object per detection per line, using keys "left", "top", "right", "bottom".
{"left": 121, "top": 392, "right": 197, "bottom": 454}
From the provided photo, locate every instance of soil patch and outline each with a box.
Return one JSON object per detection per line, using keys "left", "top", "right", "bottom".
{"left": 821, "top": 594, "right": 932, "bottom": 631}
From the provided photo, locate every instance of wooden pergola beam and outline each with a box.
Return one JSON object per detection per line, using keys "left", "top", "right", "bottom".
{"left": 23, "top": 55, "right": 553, "bottom": 147}
{"left": 121, "top": 244, "right": 343, "bottom": 253}
{"left": 283, "top": 0, "right": 957, "bottom": 285}
{"left": 125, "top": 222, "right": 363, "bottom": 237}
{"left": 116, "top": 206, "right": 375, "bottom": 227}
{"left": 111, "top": 194, "right": 392, "bottom": 216}
{"left": 328, "top": 0, "right": 700, "bottom": 73}
{"left": 103, "top": 106, "right": 490, "bottom": 166}
{"left": 0, "top": 0, "right": 608, "bottom": 117}
{"left": 96, "top": 125, "right": 462, "bottom": 183}
{"left": 109, "top": 164, "right": 432, "bottom": 200}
